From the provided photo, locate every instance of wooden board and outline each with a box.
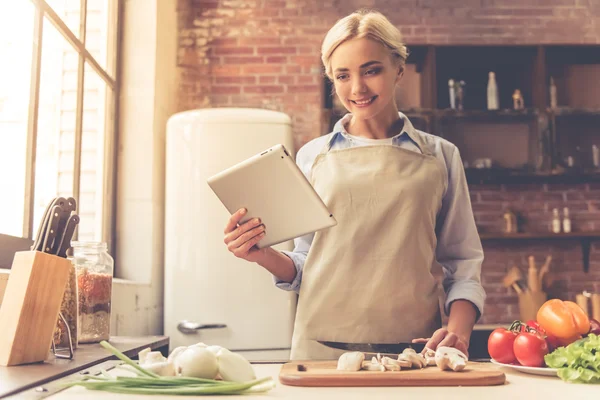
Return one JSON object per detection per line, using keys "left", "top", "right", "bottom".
{"left": 279, "top": 361, "right": 506, "bottom": 387}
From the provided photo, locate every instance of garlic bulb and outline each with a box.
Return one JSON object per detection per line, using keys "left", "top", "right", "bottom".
{"left": 215, "top": 348, "right": 256, "bottom": 382}
{"left": 174, "top": 346, "right": 219, "bottom": 379}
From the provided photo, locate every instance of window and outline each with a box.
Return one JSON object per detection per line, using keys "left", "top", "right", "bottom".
{"left": 0, "top": 0, "right": 120, "bottom": 268}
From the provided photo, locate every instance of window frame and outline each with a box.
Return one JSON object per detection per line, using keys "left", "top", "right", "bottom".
{"left": 0, "top": 0, "right": 122, "bottom": 267}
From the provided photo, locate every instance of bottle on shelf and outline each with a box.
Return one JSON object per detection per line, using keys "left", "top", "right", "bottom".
{"left": 552, "top": 208, "right": 561, "bottom": 234}
{"left": 593, "top": 144, "right": 599, "bottom": 169}
{"left": 487, "top": 71, "right": 499, "bottom": 110}
{"left": 563, "top": 207, "right": 572, "bottom": 233}
{"left": 549, "top": 76, "right": 558, "bottom": 109}
{"left": 448, "top": 79, "right": 456, "bottom": 109}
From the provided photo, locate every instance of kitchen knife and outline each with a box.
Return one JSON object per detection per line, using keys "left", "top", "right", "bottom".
{"left": 56, "top": 214, "right": 80, "bottom": 258}
{"left": 51, "top": 198, "right": 76, "bottom": 255}
{"left": 318, "top": 340, "right": 426, "bottom": 354}
{"left": 32, "top": 197, "right": 66, "bottom": 251}
{"left": 32, "top": 197, "right": 64, "bottom": 251}
{"left": 41, "top": 205, "right": 62, "bottom": 254}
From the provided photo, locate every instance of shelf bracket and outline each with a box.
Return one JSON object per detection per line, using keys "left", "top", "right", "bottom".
{"left": 582, "top": 238, "right": 591, "bottom": 273}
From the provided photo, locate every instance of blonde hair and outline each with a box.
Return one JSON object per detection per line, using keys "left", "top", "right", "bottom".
{"left": 321, "top": 9, "right": 408, "bottom": 80}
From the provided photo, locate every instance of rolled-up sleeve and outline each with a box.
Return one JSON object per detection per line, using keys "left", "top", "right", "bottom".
{"left": 275, "top": 233, "right": 313, "bottom": 292}
{"left": 436, "top": 146, "right": 486, "bottom": 320}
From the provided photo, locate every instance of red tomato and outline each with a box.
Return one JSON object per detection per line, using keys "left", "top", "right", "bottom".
{"left": 513, "top": 331, "right": 549, "bottom": 367}
{"left": 488, "top": 328, "right": 518, "bottom": 364}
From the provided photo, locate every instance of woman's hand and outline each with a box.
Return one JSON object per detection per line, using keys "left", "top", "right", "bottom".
{"left": 223, "top": 208, "right": 267, "bottom": 263}
{"left": 412, "top": 328, "right": 470, "bottom": 358}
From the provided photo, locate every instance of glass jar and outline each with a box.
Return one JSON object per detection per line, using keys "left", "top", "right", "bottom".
{"left": 53, "top": 261, "right": 78, "bottom": 351}
{"left": 72, "top": 241, "right": 114, "bottom": 344}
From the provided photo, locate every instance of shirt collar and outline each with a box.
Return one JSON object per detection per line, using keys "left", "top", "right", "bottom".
{"left": 331, "top": 112, "right": 426, "bottom": 153}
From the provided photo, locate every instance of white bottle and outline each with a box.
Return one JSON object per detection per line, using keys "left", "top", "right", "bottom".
{"left": 549, "top": 76, "right": 557, "bottom": 109}
{"left": 593, "top": 144, "right": 599, "bottom": 168}
{"left": 563, "top": 207, "right": 571, "bottom": 233}
{"left": 449, "top": 79, "right": 456, "bottom": 109}
{"left": 487, "top": 71, "right": 499, "bottom": 110}
{"left": 552, "top": 208, "right": 561, "bottom": 234}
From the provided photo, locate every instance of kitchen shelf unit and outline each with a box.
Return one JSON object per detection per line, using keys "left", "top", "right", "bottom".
{"left": 479, "top": 231, "right": 600, "bottom": 273}
{"left": 324, "top": 44, "right": 600, "bottom": 185}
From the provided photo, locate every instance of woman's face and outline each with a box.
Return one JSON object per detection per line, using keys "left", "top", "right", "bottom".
{"left": 330, "top": 37, "right": 402, "bottom": 120}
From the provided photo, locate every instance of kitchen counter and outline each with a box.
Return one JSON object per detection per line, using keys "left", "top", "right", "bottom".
{"left": 23, "top": 361, "right": 599, "bottom": 399}
{"left": 0, "top": 336, "right": 168, "bottom": 399}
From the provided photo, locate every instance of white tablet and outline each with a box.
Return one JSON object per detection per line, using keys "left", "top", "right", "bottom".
{"left": 207, "top": 144, "right": 337, "bottom": 248}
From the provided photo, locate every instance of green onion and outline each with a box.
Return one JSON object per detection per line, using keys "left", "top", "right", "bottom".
{"left": 63, "top": 340, "right": 275, "bottom": 395}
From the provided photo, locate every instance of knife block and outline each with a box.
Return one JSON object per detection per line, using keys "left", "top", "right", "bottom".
{"left": 0, "top": 251, "right": 71, "bottom": 366}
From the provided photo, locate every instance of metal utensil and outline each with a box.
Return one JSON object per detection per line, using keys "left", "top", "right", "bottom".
{"left": 317, "top": 340, "right": 425, "bottom": 354}
{"left": 41, "top": 205, "right": 63, "bottom": 254}
{"left": 56, "top": 214, "right": 80, "bottom": 258}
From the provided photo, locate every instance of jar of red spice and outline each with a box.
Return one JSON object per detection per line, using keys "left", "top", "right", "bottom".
{"left": 72, "top": 241, "right": 114, "bottom": 344}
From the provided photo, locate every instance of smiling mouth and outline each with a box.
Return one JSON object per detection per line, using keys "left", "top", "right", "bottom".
{"left": 350, "top": 96, "right": 377, "bottom": 106}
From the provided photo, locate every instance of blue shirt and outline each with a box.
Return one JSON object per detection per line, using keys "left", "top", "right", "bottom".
{"left": 275, "top": 112, "right": 486, "bottom": 320}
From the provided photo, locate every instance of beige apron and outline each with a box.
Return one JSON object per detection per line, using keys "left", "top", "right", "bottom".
{"left": 290, "top": 136, "right": 447, "bottom": 360}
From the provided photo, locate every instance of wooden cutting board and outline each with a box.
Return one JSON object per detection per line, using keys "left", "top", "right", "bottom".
{"left": 279, "top": 361, "right": 506, "bottom": 387}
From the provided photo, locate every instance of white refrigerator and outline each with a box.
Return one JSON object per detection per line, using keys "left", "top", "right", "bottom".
{"left": 164, "top": 108, "right": 298, "bottom": 361}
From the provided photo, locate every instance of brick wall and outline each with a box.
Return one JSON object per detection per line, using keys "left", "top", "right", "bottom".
{"left": 177, "top": 0, "right": 600, "bottom": 323}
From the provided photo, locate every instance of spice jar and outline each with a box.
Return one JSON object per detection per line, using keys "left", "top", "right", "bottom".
{"left": 72, "top": 241, "right": 114, "bottom": 344}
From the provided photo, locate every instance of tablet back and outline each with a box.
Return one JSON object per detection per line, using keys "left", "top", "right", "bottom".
{"left": 207, "top": 144, "right": 337, "bottom": 248}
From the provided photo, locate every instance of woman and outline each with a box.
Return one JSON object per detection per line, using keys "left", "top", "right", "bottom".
{"left": 223, "top": 9, "right": 485, "bottom": 361}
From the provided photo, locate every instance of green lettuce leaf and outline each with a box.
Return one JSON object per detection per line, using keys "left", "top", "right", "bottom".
{"left": 544, "top": 333, "right": 600, "bottom": 384}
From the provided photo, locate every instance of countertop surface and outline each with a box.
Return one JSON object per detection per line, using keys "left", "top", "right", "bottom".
{"left": 0, "top": 336, "right": 168, "bottom": 399}
{"left": 48, "top": 362, "right": 598, "bottom": 399}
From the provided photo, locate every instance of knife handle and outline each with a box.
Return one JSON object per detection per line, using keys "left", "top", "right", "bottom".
{"left": 57, "top": 214, "right": 80, "bottom": 258}
{"left": 66, "top": 197, "right": 77, "bottom": 212}
{"left": 51, "top": 207, "right": 72, "bottom": 254}
{"left": 34, "top": 197, "right": 66, "bottom": 251}
{"left": 42, "top": 205, "right": 62, "bottom": 253}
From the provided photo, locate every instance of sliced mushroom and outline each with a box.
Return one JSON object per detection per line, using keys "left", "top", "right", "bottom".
{"left": 381, "top": 356, "right": 409, "bottom": 370}
{"left": 434, "top": 346, "right": 468, "bottom": 372}
{"left": 400, "top": 348, "right": 425, "bottom": 369}
{"left": 423, "top": 348, "right": 437, "bottom": 366}
{"left": 363, "top": 361, "right": 386, "bottom": 371}
{"left": 336, "top": 351, "right": 365, "bottom": 371}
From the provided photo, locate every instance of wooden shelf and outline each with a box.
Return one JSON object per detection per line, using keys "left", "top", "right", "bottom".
{"left": 549, "top": 107, "right": 600, "bottom": 117}
{"left": 465, "top": 168, "right": 600, "bottom": 184}
{"left": 479, "top": 232, "right": 600, "bottom": 240}
{"left": 479, "top": 231, "right": 600, "bottom": 272}
{"left": 402, "top": 108, "right": 540, "bottom": 119}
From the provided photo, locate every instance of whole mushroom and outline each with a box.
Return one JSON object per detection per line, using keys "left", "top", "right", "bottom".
{"left": 434, "top": 346, "right": 468, "bottom": 372}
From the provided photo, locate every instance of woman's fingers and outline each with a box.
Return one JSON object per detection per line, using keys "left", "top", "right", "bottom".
{"left": 234, "top": 228, "right": 266, "bottom": 257}
{"left": 224, "top": 216, "right": 261, "bottom": 244}
{"left": 228, "top": 224, "right": 265, "bottom": 253}
{"left": 414, "top": 329, "right": 469, "bottom": 357}
{"left": 224, "top": 208, "right": 247, "bottom": 235}
{"left": 424, "top": 328, "right": 448, "bottom": 352}
{"left": 437, "top": 332, "right": 458, "bottom": 349}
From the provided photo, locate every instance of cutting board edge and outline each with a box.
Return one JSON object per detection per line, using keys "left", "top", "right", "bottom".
{"left": 278, "top": 361, "right": 507, "bottom": 387}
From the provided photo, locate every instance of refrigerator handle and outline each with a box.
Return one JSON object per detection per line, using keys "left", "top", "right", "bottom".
{"left": 177, "top": 320, "right": 227, "bottom": 334}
